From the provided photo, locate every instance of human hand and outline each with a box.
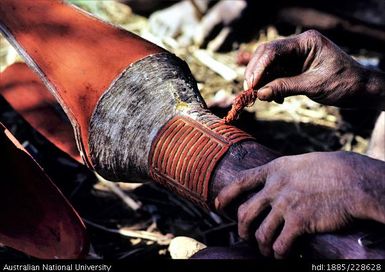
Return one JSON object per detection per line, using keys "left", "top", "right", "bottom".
{"left": 148, "top": 0, "right": 203, "bottom": 46}
{"left": 148, "top": 0, "right": 248, "bottom": 51}
{"left": 215, "top": 151, "right": 385, "bottom": 258}
{"left": 193, "top": 0, "right": 248, "bottom": 51}
{"left": 244, "top": 30, "right": 385, "bottom": 109}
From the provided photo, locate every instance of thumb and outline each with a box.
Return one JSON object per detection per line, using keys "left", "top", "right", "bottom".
{"left": 257, "top": 74, "right": 308, "bottom": 103}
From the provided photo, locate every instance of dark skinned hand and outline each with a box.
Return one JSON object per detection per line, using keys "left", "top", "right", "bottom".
{"left": 244, "top": 30, "right": 385, "bottom": 110}
{"left": 215, "top": 151, "right": 385, "bottom": 258}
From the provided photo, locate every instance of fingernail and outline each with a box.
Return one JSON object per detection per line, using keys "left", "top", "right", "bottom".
{"left": 243, "top": 80, "right": 249, "bottom": 91}
{"left": 257, "top": 86, "right": 272, "bottom": 100}
{"left": 214, "top": 197, "right": 220, "bottom": 210}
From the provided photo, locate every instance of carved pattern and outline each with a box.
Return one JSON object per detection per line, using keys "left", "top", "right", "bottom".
{"left": 149, "top": 116, "right": 254, "bottom": 208}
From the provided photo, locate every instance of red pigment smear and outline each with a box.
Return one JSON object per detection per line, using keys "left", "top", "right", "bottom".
{"left": 223, "top": 88, "right": 257, "bottom": 124}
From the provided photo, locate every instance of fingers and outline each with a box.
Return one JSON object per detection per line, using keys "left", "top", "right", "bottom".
{"left": 244, "top": 33, "right": 315, "bottom": 91}
{"left": 215, "top": 166, "right": 268, "bottom": 211}
{"left": 237, "top": 190, "right": 270, "bottom": 239}
{"left": 256, "top": 74, "right": 309, "bottom": 103}
{"left": 234, "top": 181, "right": 301, "bottom": 258}
{"left": 244, "top": 43, "right": 275, "bottom": 89}
{"left": 255, "top": 208, "right": 284, "bottom": 256}
{"left": 273, "top": 218, "right": 303, "bottom": 258}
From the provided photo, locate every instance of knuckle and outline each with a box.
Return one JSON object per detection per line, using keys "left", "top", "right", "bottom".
{"left": 264, "top": 41, "right": 278, "bottom": 52}
{"left": 304, "top": 29, "right": 321, "bottom": 40}
{"left": 272, "top": 156, "right": 285, "bottom": 165}
{"left": 302, "top": 29, "right": 324, "bottom": 45}
{"left": 257, "top": 41, "right": 278, "bottom": 57}
{"left": 259, "top": 180, "right": 274, "bottom": 196}
{"left": 287, "top": 216, "right": 304, "bottom": 232}
{"left": 257, "top": 188, "right": 269, "bottom": 202}
{"left": 273, "top": 156, "right": 290, "bottom": 168}
{"left": 273, "top": 79, "right": 290, "bottom": 92}
{"left": 272, "top": 197, "right": 288, "bottom": 211}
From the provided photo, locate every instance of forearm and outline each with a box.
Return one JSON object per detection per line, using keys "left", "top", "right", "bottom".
{"left": 209, "top": 141, "right": 279, "bottom": 206}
